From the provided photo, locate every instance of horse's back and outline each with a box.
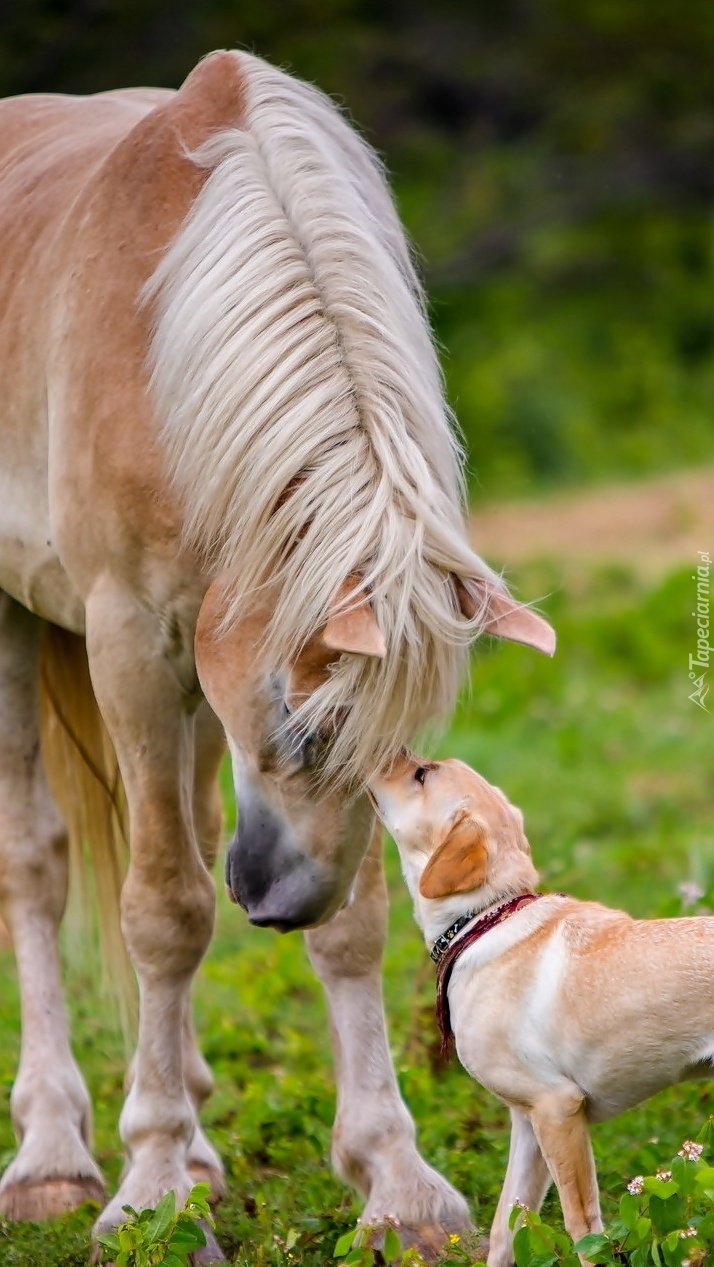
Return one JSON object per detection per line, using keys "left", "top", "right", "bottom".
{"left": 0, "top": 90, "right": 169, "bottom": 626}
{"left": 0, "top": 56, "right": 247, "bottom": 625}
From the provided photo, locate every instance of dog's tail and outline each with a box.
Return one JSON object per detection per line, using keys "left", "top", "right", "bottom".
{"left": 39, "top": 624, "right": 135, "bottom": 1038}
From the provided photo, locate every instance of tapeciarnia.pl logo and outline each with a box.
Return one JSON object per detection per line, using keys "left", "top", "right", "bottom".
{"left": 689, "top": 550, "right": 711, "bottom": 712}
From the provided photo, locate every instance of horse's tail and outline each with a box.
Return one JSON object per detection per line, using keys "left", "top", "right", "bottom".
{"left": 39, "top": 624, "right": 135, "bottom": 1038}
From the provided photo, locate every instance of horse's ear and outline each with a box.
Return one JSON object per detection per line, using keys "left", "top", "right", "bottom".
{"left": 171, "top": 51, "right": 247, "bottom": 147}
{"left": 454, "top": 577, "right": 556, "bottom": 657}
{"left": 322, "top": 575, "right": 386, "bottom": 658}
{"left": 419, "top": 815, "right": 489, "bottom": 900}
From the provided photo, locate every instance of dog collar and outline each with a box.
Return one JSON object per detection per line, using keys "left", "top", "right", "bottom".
{"left": 430, "top": 912, "right": 477, "bottom": 964}
{"left": 435, "top": 892, "right": 546, "bottom": 1057}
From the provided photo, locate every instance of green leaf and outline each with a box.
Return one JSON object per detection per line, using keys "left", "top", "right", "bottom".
{"left": 643, "top": 1178, "right": 679, "bottom": 1199}
{"left": 285, "top": 1228, "right": 299, "bottom": 1250}
{"left": 169, "top": 1221, "right": 207, "bottom": 1252}
{"left": 649, "top": 1194, "right": 685, "bottom": 1236}
{"left": 118, "top": 1226, "right": 138, "bottom": 1251}
{"left": 619, "top": 1192, "right": 641, "bottom": 1229}
{"left": 513, "top": 1225, "right": 534, "bottom": 1267}
{"left": 382, "top": 1226, "right": 402, "bottom": 1261}
{"left": 697, "top": 1118, "right": 714, "bottom": 1152}
{"left": 671, "top": 1156, "right": 698, "bottom": 1197}
{"left": 96, "top": 1232, "right": 122, "bottom": 1253}
{"left": 184, "top": 1183, "right": 212, "bottom": 1221}
{"left": 513, "top": 1225, "right": 558, "bottom": 1267}
{"left": 694, "top": 1164, "right": 714, "bottom": 1192}
{"left": 144, "top": 1189, "right": 177, "bottom": 1243}
{"left": 334, "top": 1228, "right": 357, "bottom": 1256}
{"left": 661, "top": 1242, "right": 682, "bottom": 1267}
{"left": 574, "top": 1233, "right": 610, "bottom": 1256}
{"left": 630, "top": 1246, "right": 651, "bottom": 1267}
{"left": 344, "top": 1249, "right": 373, "bottom": 1266}
{"left": 651, "top": 1237, "right": 662, "bottom": 1266}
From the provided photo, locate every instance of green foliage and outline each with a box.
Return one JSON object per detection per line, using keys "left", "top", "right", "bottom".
{"left": 0, "top": 1202, "right": 98, "bottom": 1267}
{"left": 501, "top": 1119, "right": 714, "bottom": 1267}
{"left": 97, "top": 1185, "right": 213, "bottom": 1267}
{"left": 333, "top": 1120, "right": 714, "bottom": 1267}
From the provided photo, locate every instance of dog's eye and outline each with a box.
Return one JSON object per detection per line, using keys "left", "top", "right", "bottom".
{"left": 414, "top": 767, "right": 427, "bottom": 786}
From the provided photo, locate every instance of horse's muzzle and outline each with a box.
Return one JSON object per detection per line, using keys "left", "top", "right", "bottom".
{"left": 225, "top": 792, "right": 339, "bottom": 931}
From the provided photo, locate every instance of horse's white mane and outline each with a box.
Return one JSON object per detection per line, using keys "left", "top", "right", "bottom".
{"left": 146, "top": 50, "right": 498, "bottom": 784}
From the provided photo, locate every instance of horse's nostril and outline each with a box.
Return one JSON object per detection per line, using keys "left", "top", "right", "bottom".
{"left": 248, "top": 914, "right": 300, "bottom": 933}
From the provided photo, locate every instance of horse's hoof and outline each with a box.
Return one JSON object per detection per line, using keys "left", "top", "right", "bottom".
{"left": 189, "top": 1220, "right": 226, "bottom": 1263}
{"left": 0, "top": 1175, "right": 105, "bottom": 1221}
{"left": 395, "top": 1222, "right": 452, "bottom": 1263}
{"left": 187, "top": 1163, "right": 227, "bottom": 1205}
{"left": 364, "top": 1219, "right": 481, "bottom": 1264}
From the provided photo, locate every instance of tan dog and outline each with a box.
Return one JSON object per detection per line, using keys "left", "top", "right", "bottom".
{"left": 369, "top": 755, "right": 714, "bottom": 1265}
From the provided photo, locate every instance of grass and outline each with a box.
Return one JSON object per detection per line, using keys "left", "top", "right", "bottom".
{"left": 0, "top": 556, "right": 711, "bottom": 1265}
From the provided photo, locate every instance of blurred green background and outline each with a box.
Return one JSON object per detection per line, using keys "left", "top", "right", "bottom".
{"left": 3, "top": 0, "right": 714, "bottom": 496}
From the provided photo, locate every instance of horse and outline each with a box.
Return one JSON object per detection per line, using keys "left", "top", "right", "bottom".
{"left": 0, "top": 50, "right": 555, "bottom": 1257}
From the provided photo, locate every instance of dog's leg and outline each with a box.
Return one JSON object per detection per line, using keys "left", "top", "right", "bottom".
{"left": 487, "top": 1108, "right": 551, "bottom": 1267}
{"left": 305, "top": 822, "right": 472, "bottom": 1261}
{"left": 530, "top": 1090, "right": 602, "bottom": 1257}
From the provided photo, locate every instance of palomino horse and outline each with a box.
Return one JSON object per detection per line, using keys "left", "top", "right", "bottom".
{"left": 0, "top": 50, "right": 554, "bottom": 1255}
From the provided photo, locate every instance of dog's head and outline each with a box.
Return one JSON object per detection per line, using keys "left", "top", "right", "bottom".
{"left": 369, "top": 754, "right": 538, "bottom": 934}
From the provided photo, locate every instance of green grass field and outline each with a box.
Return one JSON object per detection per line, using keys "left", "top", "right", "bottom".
{"left": 0, "top": 555, "right": 711, "bottom": 1266}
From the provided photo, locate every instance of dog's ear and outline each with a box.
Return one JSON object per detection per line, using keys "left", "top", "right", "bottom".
{"left": 419, "top": 815, "right": 489, "bottom": 900}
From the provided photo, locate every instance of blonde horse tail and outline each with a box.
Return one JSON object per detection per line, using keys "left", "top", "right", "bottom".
{"left": 39, "top": 624, "right": 135, "bottom": 1039}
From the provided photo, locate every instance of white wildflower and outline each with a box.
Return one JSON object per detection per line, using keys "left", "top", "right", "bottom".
{"left": 678, "top": 881, "right": 705, "bottom": 907}
{"left": 627, "top": 1176, "right": 644, "bottom": 1195}
{"left": 678, "top": 1140, "right": 703, "bottom": 1161}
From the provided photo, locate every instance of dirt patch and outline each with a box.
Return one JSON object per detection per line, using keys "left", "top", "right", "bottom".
{"left": 470, "top": 466, "right": 714, "bottom": 578}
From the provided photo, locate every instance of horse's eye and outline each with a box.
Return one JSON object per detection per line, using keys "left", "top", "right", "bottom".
{"left": 302, "top": 732, "right": 319, "bottom": 769}
{"left": 414, "top": 766, "right": 427, "bottom": 786}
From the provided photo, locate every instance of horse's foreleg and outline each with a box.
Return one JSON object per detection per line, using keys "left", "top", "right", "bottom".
{"left": 0, "top": 596, "right": 103, "bottom": 1220}
{"left": 305, "top": 822, "right": 472, "bottom": 1257}
{"left": 123, "top": 1006, "right": 227, "bottom": 1205}
{"left": 85, "top": 584, "right": 219, "bottom": 1241}
{"left": 184, "top": 701, "right": 227, "bottom": 1199}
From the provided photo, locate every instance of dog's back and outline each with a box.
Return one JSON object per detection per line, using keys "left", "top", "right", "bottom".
{"left": 451, "top": 899, "right": 714, "bottom": 1121}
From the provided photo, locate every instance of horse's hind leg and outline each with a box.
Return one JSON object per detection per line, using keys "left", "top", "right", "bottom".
{"left": 305, "top": 820, "right": 472, "bottom": 1260}
{"left": 0, "top": 596, "right": 104, "bottom": 1219}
